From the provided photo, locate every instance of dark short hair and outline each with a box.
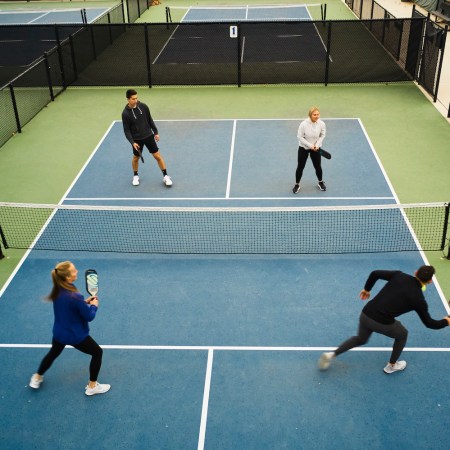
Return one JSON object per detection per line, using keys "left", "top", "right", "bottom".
{"left": 416, "top": 265, "right": 435, "bottom": 283}
{"left": 126, "top": 89, "right": 137, "bottom": 99}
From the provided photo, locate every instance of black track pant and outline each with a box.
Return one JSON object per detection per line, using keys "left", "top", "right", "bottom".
{"left": 37, "top": 335, "right": 103, "bottom": 382}
{"left": 334, "top": 312, "right": 408, "bottom": 364}
{"left": 295, "top": 146, "right": 323, "bottom": 183}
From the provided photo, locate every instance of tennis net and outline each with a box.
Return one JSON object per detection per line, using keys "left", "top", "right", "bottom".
{"left": 0, "top": 202, "right": 448, "bottom": 255}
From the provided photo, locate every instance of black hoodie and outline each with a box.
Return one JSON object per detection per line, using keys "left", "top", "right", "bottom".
{"left": 122, "top": 101, "right": 158, "bottom": 145}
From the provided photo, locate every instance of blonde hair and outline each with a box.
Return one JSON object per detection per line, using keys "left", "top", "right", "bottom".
{"left": 308, "top": 106, "right": 320, "bottom": 119}
{"left": 47, "top": 261, "right": 78, "bottom": 301}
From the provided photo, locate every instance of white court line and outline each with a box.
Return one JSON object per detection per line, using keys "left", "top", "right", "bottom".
{"left": 198, "top": 348, "right": 213, "bottom": 450}
{"left": 2, "top": 344, "right": 450, "bottom": 352}
{"left": 225, "top": 120, "right": 237, "bottom": 198}
{"left": 66, "top": 197, "right": 395, "bottom": 201}
{"left": 358, "top": 118, "right": 449, "bottom": 313}
{"left": 28, "top": 11, "right": 51, "bottom": 24}
{"left": 0, "top": 123, "right": 114, "bottom": 300}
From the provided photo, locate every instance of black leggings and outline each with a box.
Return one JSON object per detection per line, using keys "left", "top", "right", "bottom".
{"left": 295, "top": 146, "right": 323, "bottom": 183}
{"left": 37, "top": 336, "right": 103, "bottom": 382}
{"left": 334, "top": 312, "right": 408, "bottom": 364}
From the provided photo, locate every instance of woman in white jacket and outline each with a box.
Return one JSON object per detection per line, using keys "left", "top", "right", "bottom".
{"left": 293, "top": 106, "right": 326, "bottom": 193}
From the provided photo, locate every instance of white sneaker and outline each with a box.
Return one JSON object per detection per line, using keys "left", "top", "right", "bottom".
{"left": 383, "top": 360, "right": 407, "bottom": 374}
{"left": 85, "top": 382, "right": 111, "bottom": 396}
{"left": 318, "top": 352, "right": 334, "bottom": 370}
{"left": 163, "top": 175, "right": 172, "bottom": 186}
{"left": 132, "top": 175, "right": 140, "bottom": 186}
{"left": 29, "top": 374, "right": 43, "bottom": 389}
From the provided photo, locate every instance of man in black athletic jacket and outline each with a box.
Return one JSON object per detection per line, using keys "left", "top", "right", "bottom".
{"left": 318, "top": 265, "right": 450, "bottom": 374}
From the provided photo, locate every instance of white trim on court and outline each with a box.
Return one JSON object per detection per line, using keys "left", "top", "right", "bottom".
{"left": 225, "top": 120, "right": 237, "bottom": 198}
{"left": 66, "top": 197, "right": 396, "bottom": 201}
{"left": 2, "top": 344, "right": 450, "bottom": 352}
{"left": 198, "top": 348, "right": 213, "bottom": 450}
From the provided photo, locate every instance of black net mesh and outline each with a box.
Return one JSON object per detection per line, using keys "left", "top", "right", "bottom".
{"left": 0, "top": 202, "right": 448, "bottom": 255}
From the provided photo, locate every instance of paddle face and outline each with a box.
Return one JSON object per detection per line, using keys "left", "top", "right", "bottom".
{"left": 319, "top": 148, "right": 332, "bottom": 160}
{"left": 85, "top": 269, "right": 99, "bottom": 297}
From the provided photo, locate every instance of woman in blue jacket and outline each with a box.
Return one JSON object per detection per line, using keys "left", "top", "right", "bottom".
{"left": 29, "top": 261, "right": 110, "bottom": 396}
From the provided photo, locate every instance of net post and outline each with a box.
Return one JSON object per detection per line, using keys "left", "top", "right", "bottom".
{"left": 0, "top": 225, "right": 8, "bottom": 250}
{"left": 443, "top": 203, "right": 450, "bottom": 258}
{"left": 0, "top": 225, "right": 7, "bottom": 259}
{"left": 324, "top": 4, "right": 327, "bottom": 21}
{"left": 321, "top": 4, "right": 323, "bottom": 21}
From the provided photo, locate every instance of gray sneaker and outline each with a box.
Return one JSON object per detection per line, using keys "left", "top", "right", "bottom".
{"left": 85, "top": 382, "right": 111, "bottom": 396}
{"left": 318, "top": 352, "right": 334, "bottom": 370}
{"left": 383, "top": 360, "right": 407, "bottom": 374}
{"left": 29, "top": 374, "right": 44, "bottom": 389}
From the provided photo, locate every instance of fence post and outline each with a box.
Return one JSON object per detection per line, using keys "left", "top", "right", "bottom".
{"left": 54, "top": 25, "right": 67, "bottom": 89}
{"left": 433, "top": 25, "right": 447, "bottom": 102}
{"left": 89, "top": 25, "right": 97, "bottom": 60}
{"left": 237, "top": 23, "right": 242, "bottom": 87}
{"left": 396, "top": 19, "right": 404, "bottom": 61}
{"left": 144, "top": 24, "right": 152, "bottom": 88}
{"left": 108, "top": 12, "right": 113, "bottom": 44}
{"left": 324, "top": 21, "right": 332, "bottom": 86}
{"left": 9, "top": 83, "right": 21, "bottom": 134}
{"left": 43, "top": 53, "right": 55, "bottom": 101}
{"left": 69, "top": 35, "right": 78, "bottom": 79}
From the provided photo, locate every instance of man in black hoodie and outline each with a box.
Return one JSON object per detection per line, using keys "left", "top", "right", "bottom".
{"left": 122, "top": 89, "right": 172, "bottom": 187}
{"left": 318, "top": 265, "right": 450, "bottom": 374}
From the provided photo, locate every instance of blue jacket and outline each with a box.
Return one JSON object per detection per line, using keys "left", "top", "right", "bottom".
{"left": 52, "top": 288, "right": 98, "bottom": 345}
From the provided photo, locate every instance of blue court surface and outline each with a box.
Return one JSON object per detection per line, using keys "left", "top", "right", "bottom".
{"left": 0, "top": 8, "right": 110, "bottom": 25}
{"left": 176, "top": 5, "right": 312, "bottom": 22}
{"left": 1, "top": 117, "right": 450, "bottom": 449}
{"left": 65, "top": 118, "right": 395, "bottom": 207}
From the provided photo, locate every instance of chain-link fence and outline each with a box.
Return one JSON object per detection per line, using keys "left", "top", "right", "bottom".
{"left": 4, "top": 4, "right": 445, "bottom": 147}
{"left": 346, "top": 0, "right": 448, "bottom": 115}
